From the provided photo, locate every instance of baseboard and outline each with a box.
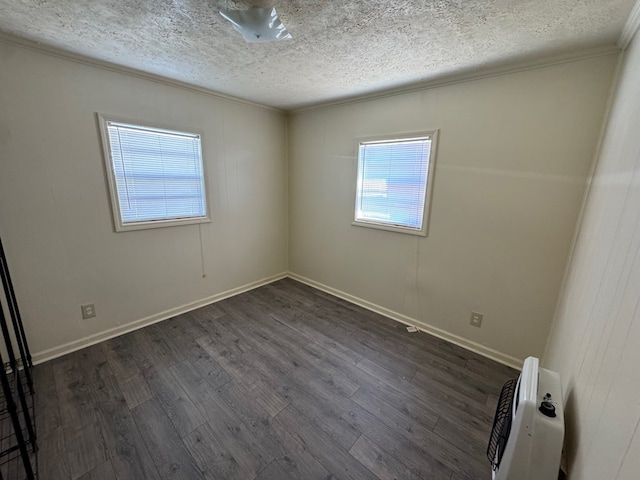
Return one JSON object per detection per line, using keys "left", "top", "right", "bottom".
{"left": 32, "top": 269, "right": 522, "bottom": 369}
{"left": 32, "top": 272, "right": 288, "bottom": 365}
{"left": 287, "top": 272, "right": 523, "bottom": 370}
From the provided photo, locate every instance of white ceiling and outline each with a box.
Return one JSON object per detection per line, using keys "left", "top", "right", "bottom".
{"left": 0, "top": 0, "right": 635, "bottom": 110}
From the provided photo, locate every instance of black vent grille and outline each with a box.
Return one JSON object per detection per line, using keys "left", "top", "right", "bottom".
{"left": 487, "top": 378, "right": 518, "bottom": 471}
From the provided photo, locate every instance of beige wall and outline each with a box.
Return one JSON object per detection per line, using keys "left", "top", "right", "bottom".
{"left": 288, "top": 55, "right": 618, "bottom": 365}
{"left": 0, "top": 42, "right": 288, "bottom": 361}
{"left": 545, "top": 32, "right": 640, "bottom": 480}
{"left": 0, "top": 38, "right": 625, "bottom": 372}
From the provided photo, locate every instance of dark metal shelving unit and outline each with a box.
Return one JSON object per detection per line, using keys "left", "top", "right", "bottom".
{"left": 0, "top": 237, "right": 36, "bottom": 480}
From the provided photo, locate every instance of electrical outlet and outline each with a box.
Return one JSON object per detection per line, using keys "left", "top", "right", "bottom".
{"left": 81, "top": 303, "right": 96, "bottom": 319}
{"left": 470, "top": 311, "right": 483, "bottom": 327}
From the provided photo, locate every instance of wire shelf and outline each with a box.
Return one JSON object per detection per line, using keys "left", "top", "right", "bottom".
{"left": 0, "top": 236, "right": 37, "bottom": 480}
{"left": 0, "top": 361, "right": 37, "bottom": 480}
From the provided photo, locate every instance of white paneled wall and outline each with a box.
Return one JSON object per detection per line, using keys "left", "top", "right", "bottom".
{"left": 545, "top": 32, "right": 640, "bottom": 480}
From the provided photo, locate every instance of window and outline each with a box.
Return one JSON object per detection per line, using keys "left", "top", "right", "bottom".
{"left": 354, "top": 132, "right": 437, "bottom": 236}
{"left": 98, "top": 115, "right": 209, "bottom": 232}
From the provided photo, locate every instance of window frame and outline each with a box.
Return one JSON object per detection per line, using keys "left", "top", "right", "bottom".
{"left": 352, "top": 130, "right": 438, "bottom": 237}
{"left": 97, "top": 113, "right": 211, "bottom": 232}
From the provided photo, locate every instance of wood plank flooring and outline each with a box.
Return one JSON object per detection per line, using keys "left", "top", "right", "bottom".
{"left": 32, "top": 278, "right": 517, "bottom": 480}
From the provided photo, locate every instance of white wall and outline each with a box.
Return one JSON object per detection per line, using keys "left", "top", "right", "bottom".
{"left": 0, "top": 42, "right": 288, "bottom": 361}
{"left": 288, "top": 55, "right": 618, "bottom": 365}
{"left": 545, "top": 31, "right": 640, "bottom": 480}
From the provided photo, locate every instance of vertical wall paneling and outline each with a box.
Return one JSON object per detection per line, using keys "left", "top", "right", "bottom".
{"left": 545, "top": 31, "right": 640, "bottom": 480}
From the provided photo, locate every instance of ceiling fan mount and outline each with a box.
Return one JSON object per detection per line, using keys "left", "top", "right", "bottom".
{"left": 219, "top": 6, "right": 292, "bottom": 43}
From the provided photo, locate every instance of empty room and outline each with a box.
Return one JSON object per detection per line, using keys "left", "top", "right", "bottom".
{"left": 0, "top": 1, "right": 639, "bottom": 479}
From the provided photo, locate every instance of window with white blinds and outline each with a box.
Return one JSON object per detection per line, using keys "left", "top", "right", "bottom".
{"left": 99, "top": 115, "right": 209, "bottom": 231}
{"left": 354, "top": 132, "right": 437, "bottom": 236}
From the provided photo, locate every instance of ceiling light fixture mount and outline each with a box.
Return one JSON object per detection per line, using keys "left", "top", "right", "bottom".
{"left": 219, "top": 7, "right": 292, "bottom": 43}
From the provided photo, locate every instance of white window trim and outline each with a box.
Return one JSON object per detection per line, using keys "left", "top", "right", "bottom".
{"left": 97, "top": 113, "right": 211, "bottom": 232}
{"left": 352, "top": 130, "right": 438, "bottom": 237}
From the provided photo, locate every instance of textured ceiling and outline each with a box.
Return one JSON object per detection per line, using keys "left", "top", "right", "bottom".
{"left": 0, "top": 0, "right": 635, "bottom": 110}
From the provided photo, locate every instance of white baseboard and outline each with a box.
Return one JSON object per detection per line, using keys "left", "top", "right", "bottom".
{"left": 32, "top": 272, "right": 288, "bottom": 365}
{"left": 288, "top": 272, "right": 522, "bottom": 370}
{"left": 32, "top": 270, "right": 522, "bottom": 370}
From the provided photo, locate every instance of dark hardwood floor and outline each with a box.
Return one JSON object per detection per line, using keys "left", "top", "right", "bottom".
{"left": 33, "top": 278, "right": 517, "bottom": 480}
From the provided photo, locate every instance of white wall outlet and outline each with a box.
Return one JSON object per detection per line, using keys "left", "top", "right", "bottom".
{"left": 470, "top": 311, "right": 483, "bottom": 327}
{"left": 81, "top": 303, "right": 96, "bottom": 319}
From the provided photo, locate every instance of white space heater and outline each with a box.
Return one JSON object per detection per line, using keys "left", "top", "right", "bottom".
{"left": 487, "top": 356, "right": 565, "bottom": 480}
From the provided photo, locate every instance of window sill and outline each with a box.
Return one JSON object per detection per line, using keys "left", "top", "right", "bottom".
{"left": 115, "top": 216, "right": 212, "bottom": 232}
{"left": 351, "top": 220, "right": 427, "bottom": 237}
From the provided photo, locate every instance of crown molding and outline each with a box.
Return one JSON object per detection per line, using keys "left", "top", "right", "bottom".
{"left": 289, "top": 44, "right": 620, "bottom": 115}
{"left": 0, "top": 31, "right": 284, "bottom": 114}
{"left": 618, "top": 0, "right": 640, "bottom": 50}
{"left": 0, "top": 30, "right": 622, "bottom": 115}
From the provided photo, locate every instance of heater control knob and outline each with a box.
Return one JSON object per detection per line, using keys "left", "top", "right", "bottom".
{"left": 539, "top": 400, "right": 557, "bottom": 418}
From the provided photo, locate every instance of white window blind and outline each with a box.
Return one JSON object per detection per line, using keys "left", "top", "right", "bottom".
{"left": 355, "top": 134, "right": 435, "bottom": 235}
{"left": 100, "top": 117, "right": 208, "bottom": 231}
